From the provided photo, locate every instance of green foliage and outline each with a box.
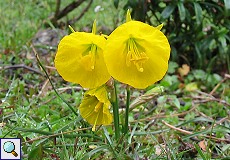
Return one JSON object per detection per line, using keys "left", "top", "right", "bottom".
{"left": 119, "top": 0, "right": 230, "bottom": 72}
{"left": 0, "top": 0, "right": 54, "bottom": 52}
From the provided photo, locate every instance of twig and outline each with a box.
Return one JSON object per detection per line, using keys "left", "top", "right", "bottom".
{"left": 195, "top": 109, "right": 213, "bottom": 121}
{"left": 209, "top": 73, "right": 229, "bottom": 95}
{"left": 39, "top": 86, "right": 84, "bottom": 105}
{"left": 215, "top": 116, "right": 230, "bottom": 125}
{"left": 196, "top": 90, "right": 215, "bottom": 98}
{"left": 56, "top": 0, "right": 85, "bottom": 20}
{"left": 0, "top": 64, "right": 43, "bottom": 75}
{"left": 44, "top": 65, "right": 56, "bottom": 70}
{"left": 50, "top": 0, "right": 86, "bottom": 25}
{"left": 224, "top": 73, "right": 230, "bottom": 79}
{"left": 56, "top": 86, "right": 83, "bottom": 92}
{"left": 162, "top": 120, "right": 230, "bottom": 143}
{"left": 39, "top": 89, "right": 67, "bottom": 105}
{"left": 131, "top": 104, "right": 197, "bottom": 123}
{"left": 54, "top": 0, "right": 61, "bottom": 19}
{"left": 162, "top": 120, "right": 192, "bottom": 134}
{"left": 38, "top": 79, "right": 50, "bottom": 97}
{"left": 191, "top": 89, "right": 230, "bottom": 107}
{"left": 68, "top": 0, "right": 93, "bottom": 25}
{"left": 192, "top": 96, "right": 230, "bottom": 107}
{"left": 209, "top": 78, "right": 226, "bottom": 95}
{"left": 196, "top": 110, "right": 229, "bottom": 128}
{"left": 129, "top": 86, "right": 164, "bottom": 111}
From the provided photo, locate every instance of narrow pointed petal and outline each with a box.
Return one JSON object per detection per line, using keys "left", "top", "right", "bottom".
{"left": 126, "top": 9, "right": 132, "bottom": 22}
{"left": 156, "top": 24, "right": 163, "bottom": 30}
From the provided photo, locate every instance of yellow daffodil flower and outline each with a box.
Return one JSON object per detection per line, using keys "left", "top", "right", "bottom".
{"left": 54, "top": 21, "right": 110, "bottom": 89}
{"left": 104, "top": 18, "right": 170, "bottom": 89}
{"left": 79, "top": 86, "right": 113, "bottom": 131}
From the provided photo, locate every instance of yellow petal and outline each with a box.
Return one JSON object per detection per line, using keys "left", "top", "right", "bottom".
{"left": 79, "top": 86, "right": 113, "bottom": 129}
{"left": 104, "top": 21, "right": 170, "bottom": 89}
{"left": 55, "top": 32, "right": 111, "bottom": 89}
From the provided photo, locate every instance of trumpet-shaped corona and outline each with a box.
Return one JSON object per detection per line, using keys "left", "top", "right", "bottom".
{"left": 54, "top": 22, "right": 110, "bottom": 89}
{"left": 104, "top": 21, "right": 170, "bottom": 89}
{"left": 79, "top": 86, "right": 113, "bottom": 131}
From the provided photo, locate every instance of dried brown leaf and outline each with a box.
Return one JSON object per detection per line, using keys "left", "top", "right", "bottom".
{"left": 178, "top": 64, "right": 190, "bottom": 76}
{"left": 198, "top": 140, "right": 207, "bottom": 151}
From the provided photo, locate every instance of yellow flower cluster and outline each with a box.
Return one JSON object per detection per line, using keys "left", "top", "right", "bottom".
{"left": 54, "top": 11, "right": 170, "bottom": 130}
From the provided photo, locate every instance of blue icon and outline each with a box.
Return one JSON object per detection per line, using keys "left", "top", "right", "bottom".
{"left": 3, "top": 141, "right": 18, "bottom": 157}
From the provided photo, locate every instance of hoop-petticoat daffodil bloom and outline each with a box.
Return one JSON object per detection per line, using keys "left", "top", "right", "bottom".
{"left": 104, "top": 21, "right": 170, "bottom": 89}
{"left": 54, "top": 21, "right": 110, "bottom": 89}
{"left": 79, "top": 86, "right": 113, "bottom": 131}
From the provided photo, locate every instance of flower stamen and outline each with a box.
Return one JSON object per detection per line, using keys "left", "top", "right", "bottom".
{"left": 94, "top": 102, "right": 103, "bottom": 112}
{"left": 126, "top": 38, "right": 148, "bottom": 72}
{"left": 92, "top": 102, "right": 103, "bottom": 131}
{"left": 81, "top": 44, "right": 97, "bottom": 71}
{"left": 89, "top": 51, "right": 95, "bottom": 70}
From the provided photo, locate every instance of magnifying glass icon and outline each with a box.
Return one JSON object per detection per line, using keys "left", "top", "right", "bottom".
{"left": 3, "top": 141, "right": 18, "bottom": 157}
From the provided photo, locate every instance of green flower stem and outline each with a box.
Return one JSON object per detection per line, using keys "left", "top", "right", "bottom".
{"left": 124, "top": 85, "right": 130, "bottom": 135}
{"left": 111, "top": 81, "right": 120, "bottom": 140}
{"left": 33, "top": 46, "right": 78, "bottom": 116}
{"left": 8, "top": 126, "right": 103, "bottom": 140}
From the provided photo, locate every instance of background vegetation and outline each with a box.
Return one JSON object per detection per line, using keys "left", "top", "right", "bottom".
{"left": 0, "top": 0, "right": 229, "bottom": 159}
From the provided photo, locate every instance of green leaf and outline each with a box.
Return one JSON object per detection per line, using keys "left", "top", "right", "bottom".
{"left": 28, "top": 144, "right": 43, "bottom": 160}
{"left": 167, "top": 61, "right": 179, "bottom": 74}
{"left": 102, "top": 127, "right": 112, "bottom": 145}
{"left": 128, "top": 0, "right": 138, "bottom": 7}
{"left": 185, "top": 82, "right": 198, "bottom": 92}
{"left": 222, "top": 144, "right": 230, "bottom": 152}
{"left": 145, "top": 86, "right": 164, "bottom": 95}
{"left": 81, "top": 145, "right": 110, "bottom": 160}
{"left": 161, "top": 5, "right": 176, "bottom": 19}
{"left": 31, "top": 115, "right": 42, "bottom": 123}
{"left": 194, "top": 143, "right": 208, "bottom": 160}
{"left": 193, "top": 69, "right": 206, "bottom": 80}
{"left": 193, "top": 2, "right": 203, "bottom": 25}
{"left": 218, "top": 36, "right": 227, "bottom": 47}
{"left": 114, "top": 0, "right": 119, "bottom": 9}
{"left": 224, "top": 0, "right": 230, "bottom": 9}
{"left": 178, "top": 2, "right": 186, "bottom": 21}
{"left": 173, "top": 98, "right": 180, "bottom": 109}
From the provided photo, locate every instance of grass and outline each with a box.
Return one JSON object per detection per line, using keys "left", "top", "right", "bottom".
{"left": 0, "top": 0, "right": 230, "bottom": 159}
